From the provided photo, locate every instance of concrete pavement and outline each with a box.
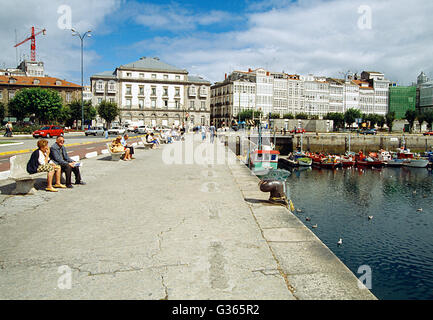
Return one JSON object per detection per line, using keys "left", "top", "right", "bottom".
{"left": 0, "top": 135, "right": 376, "bottom": 299}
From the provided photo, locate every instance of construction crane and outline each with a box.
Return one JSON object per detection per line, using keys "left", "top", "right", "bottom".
{"left": 14, "top": 26, "right": 46, "bottom": 62}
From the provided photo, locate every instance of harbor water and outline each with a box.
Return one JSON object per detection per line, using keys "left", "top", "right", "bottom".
{"left": 284, "top": 165, "right": 433, "bottom": 300}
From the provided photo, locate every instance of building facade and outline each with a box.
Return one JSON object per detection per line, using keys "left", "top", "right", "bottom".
{"left": 0, "top": 75, "right": 81, "bottom": 118}
{"left": 388, "top": 86, "right": 416, "bottom": 119}
{"left": 91, "top": 57, "right": 211, "bottom": 128}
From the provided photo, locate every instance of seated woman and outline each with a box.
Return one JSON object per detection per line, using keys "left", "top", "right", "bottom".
{"left": 26, "top": 139, "right": 66, "bottom": 192}
{"left": 110, "top": 136, "right": 131, "bottom": 160}
{"left": 146, "top": 133, "right": 160, "bottom": 148}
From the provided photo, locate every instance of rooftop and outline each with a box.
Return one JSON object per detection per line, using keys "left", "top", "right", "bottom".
{"left": 119, "top": 57, "right": 188, "bottom": 74}
{"left": 0, "top": 75, "right": 81, "bottom": 88}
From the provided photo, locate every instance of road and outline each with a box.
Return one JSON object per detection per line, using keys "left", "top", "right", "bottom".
{"left": 0, "top": 134, "right": 144, "bottom": 173}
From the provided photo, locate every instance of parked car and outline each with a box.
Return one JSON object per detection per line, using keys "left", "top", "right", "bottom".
{"left": 359, "top": 128, "right": 377, "bottom": 135}
{"left": 423, "top": 131, "right": 433, "bottom": 136}
{"left": 290, "top": 128, "right": 306, "bottom": 134}
{"left": 135, "top": 125, "right": 153, "bottom": 134}
{"left": 127, "top": 125, "right": 138, "bottom": 133}
{"left": 85, "top": 126, "right": 105, "bottom": 136}
{"left": 32, "top": 125, "right": 64, "bottom": 138}
{"left": 107, "top": 126, "right": 126, "bottom": 135}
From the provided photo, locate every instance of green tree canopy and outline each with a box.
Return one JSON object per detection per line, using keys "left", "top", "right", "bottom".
{"left": 283, "top": 113, "right": 294, "bottom": 119}
{"left": 97, "top": 100, "right": 120, "bottom": 126}
{"left": 423, "top": 111, "right": 433, "bottom": 131}
{"left": 404, "top": 109, "right": 417, "bottom": 132}
{"left": 295, "top": 113, "right": 309, "bottom": 119}
{"left": 0, "top": 102, "right": 5, "bottom": 123}
{"left": 8, "top": 88, "right": 63, "bottom": 123}
{"left": 324, "top": 112, "right": 344, "bottom": 131}
{"left": 376, "top": 115, "right": 386, "bottom": 128}
{"left": 269, "top": 113, "right": 280, "bottom": 119}
{"left": 385, "top": 111, "right": 396, "bottom": 133}
{"left": 344, "top": 108, "right": 362, "bottom": 127}
{"left": 67, "top": 100, "right": 97, "bottom": 128}
{"left": 238, "top": 109, "right": 262, "bottom": 122}
{"left": 416, "top": 111, "right": 425, "bottom": 131}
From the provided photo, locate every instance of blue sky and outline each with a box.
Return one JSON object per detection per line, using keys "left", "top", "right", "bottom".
{"left": 1, "top": 0, "right": 433, "bottom": 86}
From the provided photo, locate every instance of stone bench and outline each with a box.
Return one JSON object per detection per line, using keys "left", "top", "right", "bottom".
{"left": 10, "top": 154, "right": 46, "bottom": 195}
{"left": 140, "top": 137, "right": 156, "bottom": 149}
{"left": 106, "top": 143, "right": 125, "bottom": 161}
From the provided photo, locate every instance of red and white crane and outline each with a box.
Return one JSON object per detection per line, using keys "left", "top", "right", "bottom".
{"left": 14, "top": 26, "right": 46, "bottom": 62}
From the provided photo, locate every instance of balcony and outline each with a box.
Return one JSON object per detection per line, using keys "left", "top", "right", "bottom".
{"left": 199, "top": 89, "right": 208, "bottom": 97}
{"left": 188, "top": 88, "right": 197, "bottom": 97}
{"left": 95, "top": 86, "right": 104, "bottom": 94}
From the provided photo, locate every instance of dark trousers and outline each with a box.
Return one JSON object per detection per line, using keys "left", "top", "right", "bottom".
{"left": 127, "top": 146, "right": 134, "bottom": 155}
{"left": 61, "top": 163, "right": 81, "bottom": 185}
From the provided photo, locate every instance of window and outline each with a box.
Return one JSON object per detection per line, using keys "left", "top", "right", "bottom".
{"left": 139, "top": 99, "right": 144, "bottom": 109}
{"left": 9, "top": 91, "right": 15, "bottom": 99}
{"left": 151, "top": 87, "right": 156, "bottom": 96}
{"left": 176, "top": 75, "right": 180, "bottom": 80}
{"left": 163, "top": 87, "right": 168, "bottom": 96}
{"left": 163, "top": 74, "right": 168, "bottom": 80}
{"left": 109, "top": 98, "right": 115, "bottom": 103}
{"left": 126, "top": 72, "right": 132, "bottom": 77}
{"left": 108, "top": 81, "right": 115, "bottom": 92}
{"left": 97, "top": 98, "right": 102, "bottom": 104}
{"left": 190, "top": 101, "right": 195, "bottom": 110}
{"left": 139, "top": 73, "right": 144, "bottom": 78}
{"left": 175, "top": 87, "right": 180, "bottom": 96}
{"left": 126, "top": 85, "right": 132, "bottom": 95}
{"left": 96, "top": 81, "right": 103, "bottom": 91}
{"left": 151, "top": 99, "right": 156, "bottom": 108}
{"left": 151, "top": 74, "right": 156, "bottom": 79}
{"left": 164, "top": 100, "right": 168, "bottom": 108}
{"left": 66, "top": 92, "right": 71, "bottom": 103}
{"left": 126, "top": 99, "right": 132, "bottom": 108}
{"left": 175, "top": 101, "right": 180, "bottom": 109}
{"left": 139, "top": 86, "right": 144, "bottom": 95}
{"left": 201, "top": 101, "right": 206, "bottom": 110}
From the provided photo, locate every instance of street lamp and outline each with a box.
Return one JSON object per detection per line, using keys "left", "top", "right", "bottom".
{"left": 71, "top": 28, "right": 91, "bottom": 130}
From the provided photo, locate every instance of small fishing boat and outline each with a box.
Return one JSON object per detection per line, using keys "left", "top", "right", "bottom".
{"left": 403, "top": 158, "right": 429, "bottom": 168}
{"left": 340, "top": 153, "right": 356, "bottom": 167}
{"left": 249, "top": 145, "right": 280, "bottom": 174}
{"left": 386, "top": 158, "right": 407, "bottom": 167}
{"left": 396, "top": 147, "right": 414, "bottom": 159}
{"left": 319, "top": 156, "right": 342, "bottom": 169}
{"left": 356, "top": 151, "right": 384, "bottom": 167}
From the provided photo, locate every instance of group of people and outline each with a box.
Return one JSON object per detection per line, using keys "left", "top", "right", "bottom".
{"left": 26, "top": 136, "right": 86, "bottom": 192}
{"left": 4, "top": 122, "right": 13, "bottom": 137}
{"left": 198, "top": 124, "right": 217, "bottom": 143}
{"left": 109, "top": 134, "right": 135, "bottom": 160}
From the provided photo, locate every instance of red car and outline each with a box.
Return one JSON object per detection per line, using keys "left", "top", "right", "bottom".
{"left": 423, "top": 131, "right": 433, "bottom": 136}
{"left": 290, "top": 128, "right": 306, "bottom": 134}
{"left": 33, "top": 125, "right": 64, "bottom": 138}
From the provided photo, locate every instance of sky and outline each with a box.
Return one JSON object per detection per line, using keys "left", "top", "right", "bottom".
{"left": 1, "top": 0, "right": 432, "bottom": 86}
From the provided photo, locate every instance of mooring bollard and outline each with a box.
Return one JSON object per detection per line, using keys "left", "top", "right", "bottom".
{"left": 236, "top": 136, "right": 241, "bottom": 156}
{"left": 224, "top": 136, "right": 228, "bottom": 147}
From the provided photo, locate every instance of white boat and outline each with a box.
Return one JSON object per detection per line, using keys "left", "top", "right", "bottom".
{"left": 403, "top": 159, "right": 429, "bottom": 168}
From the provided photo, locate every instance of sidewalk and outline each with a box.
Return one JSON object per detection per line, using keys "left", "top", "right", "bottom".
{"left": 0, "top": 135, "right": 376, "bottom": 299}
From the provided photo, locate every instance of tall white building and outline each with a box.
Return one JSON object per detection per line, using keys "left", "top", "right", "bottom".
{"left": 91, "top": 57, "right": 211, "bottom": 127}
{"left": 361, "top": 71, "right": 390, "bottom": 116}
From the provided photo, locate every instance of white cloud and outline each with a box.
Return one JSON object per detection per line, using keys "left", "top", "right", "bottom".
{"left": 0, "top": 0, "right": 121, "bottom": 84}
{"left": 130, "top": 0, "right": 433, "bottom": 85}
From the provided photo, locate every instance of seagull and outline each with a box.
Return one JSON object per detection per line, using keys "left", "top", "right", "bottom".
{"left": 417, "top": 208, "right": 423, "bottom": 212}
{"left": 296, "top": 209, "right": 302, "bottom": 213}
{"left": 368, "top": 216, "right": 373, "bottom": 220}
{"left": 413, "top": 191, "right": 417, "bottom": 194}
{"left": 337, "top": 238, "right": 343, "bottom": 245}
{"left": 306, "top": 217, "right": 311, "bottom": 221}
{"left": 312, "top": 224, "right": 318, "bottom": 228}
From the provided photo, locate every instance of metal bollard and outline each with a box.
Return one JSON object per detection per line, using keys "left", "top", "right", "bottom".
{"left": 236, "top": 136, "right": 241, "bottom": 156}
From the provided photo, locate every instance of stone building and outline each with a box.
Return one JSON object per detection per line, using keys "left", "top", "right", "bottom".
{"left": 0, "top": 74, "right": 81, "bottom": 119}
{"left": 90, "top": 57, "right": 211, "bottom": 128}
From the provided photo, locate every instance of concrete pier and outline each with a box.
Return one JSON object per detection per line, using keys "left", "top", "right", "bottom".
{"left": 0, "top": 135, "right": 375, "bottom": 299}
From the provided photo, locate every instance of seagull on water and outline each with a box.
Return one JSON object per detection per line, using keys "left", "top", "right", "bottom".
{"left": 306, "top": 217, "right": 311, "bottom": 221}
{"left": 337, "top": 238, "right": 343, "bottom": 245}
{"left": 368, "top": 216, "right": 373, "bottom": 220}
{"left": 417, "top": 208, "right": 423, "bottom": 212}
{"left": 312, "top": 224, "right": 318, "bottom": 229}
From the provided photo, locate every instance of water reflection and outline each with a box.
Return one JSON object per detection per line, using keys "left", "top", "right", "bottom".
{"left": 284, "top": 165, "right": 433, "bottom": 300}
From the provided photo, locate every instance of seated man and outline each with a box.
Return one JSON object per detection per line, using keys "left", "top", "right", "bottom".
{"left": 50, "top": 136, "right": 86, "bottom": 188}
{"left": 121, "top": 134, "right": 135, "bottom": 159}
{"left": 146, "top": 133, "right": 160, "bottom": 148}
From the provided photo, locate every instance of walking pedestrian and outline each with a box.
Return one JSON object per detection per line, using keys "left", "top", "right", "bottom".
{"left": 209, "top": 123, "right": 216, "bottom": 143}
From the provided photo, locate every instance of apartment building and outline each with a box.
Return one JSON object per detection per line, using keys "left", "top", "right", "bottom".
{"left": 360, "top": 71, "right": 390, "bottom": 116}
{"left": 91, "top": 57, "right": 211, "bottom": 127}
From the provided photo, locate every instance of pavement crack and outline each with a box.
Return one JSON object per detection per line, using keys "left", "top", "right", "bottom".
{"left": 160, "top": 275, "right": 169, "bottom": 300}
{"left": 151, "top": 217, "right": 187, "bottom": 259}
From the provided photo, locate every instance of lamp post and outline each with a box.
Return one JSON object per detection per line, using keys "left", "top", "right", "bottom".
{"left": 71, "top": 28, "right": 91, "bottom": 130}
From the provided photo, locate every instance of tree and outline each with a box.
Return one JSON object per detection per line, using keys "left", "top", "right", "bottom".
{"left": 283, "top": 113, "right": 294, "bottom": 119}
{"left": 8, "top": 88, "right": 63, "bottom": 124}
{"left": 238, "top": 110, "right": 262, "bottom": 122}
{"left": 344, "top": 108, "right": 362, "bottom": 127}
{"left": 309, "top": 115, "right": 319, "bottom": 120}
{"left": 376, "top": 115, "right": 386, "bottom": 129}
{"left": 324, "top": 112, "right": 344, "bottom": 131}
{"left": 385, "top": 111, "right": 396, "bottom": 133}
{"left": 97, "top": 100, "right": 120, "bottom": 127}
{"left": 269, "top": 113, "right": 280, "bottom": 119}
{"left": 416, "top": 111, "right": 425, "bottom": 132}
{"left": 404, "top": 110, "right": 417, "bottom": 133}
{"left": 295, "top": 113, "right": 309, "bottom": 119}
{"left": 0, "top": 102, "right": 5, "bottom": 123}
{"left": 423, "top": 111, "right": 433, "bottom": 131}
{"left": 67, "top": 100, "right": 97, "bottom": 128}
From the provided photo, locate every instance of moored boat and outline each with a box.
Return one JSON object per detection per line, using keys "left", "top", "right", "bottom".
{"left": 249, "top": 145, "right": 280, "bottom": 174}
{"left": 403, "top": 158, "right": 429, "bottom": 168}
